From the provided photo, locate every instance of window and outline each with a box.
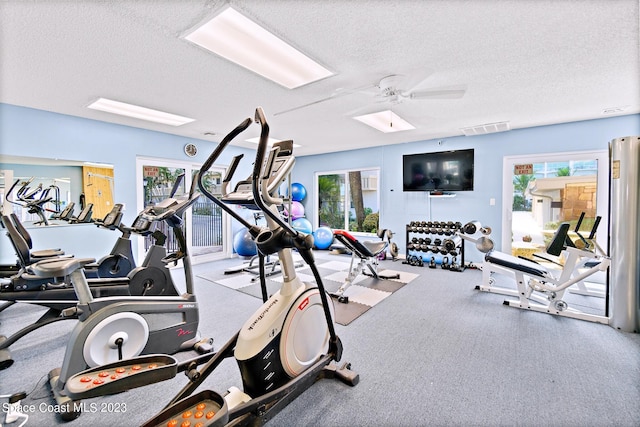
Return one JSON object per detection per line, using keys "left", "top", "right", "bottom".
{"left": 316, "top": 168, "right": 380, "bottom": 233}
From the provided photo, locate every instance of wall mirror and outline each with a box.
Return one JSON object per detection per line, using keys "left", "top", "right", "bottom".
{"left": 0, "top": 155, "right": 114, "bottom": 226}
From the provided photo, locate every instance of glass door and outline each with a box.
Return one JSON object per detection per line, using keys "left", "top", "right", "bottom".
{"left": 502, "top": 150, "right": 609, "bottom": 316}
{"left": 190, "top": 167, "right": 226, "bottom": 261}
{"left": 316, "top": 168, "right": 380, "bottom": 233}
{"left": 317, "top": 173, "right": 346, "bottom": 229}
{"left": 503, "top": 150, "right": 608, "bottom": 256}
{"left": 141, "top": 164, "right": 186, "bottom": 257}
{"left": 136, "top": 158, "right": 228, "bottom": 265}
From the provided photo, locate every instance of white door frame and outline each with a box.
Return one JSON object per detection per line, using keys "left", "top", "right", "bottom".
{"left": 501, "top": 150, "right": 609, "bottom": 253}
{"left": 135, "top": 156, "right": 231, "bottom": 264}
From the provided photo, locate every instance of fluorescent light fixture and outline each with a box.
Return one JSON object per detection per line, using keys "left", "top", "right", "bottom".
{"left": 184, "top": 7, "right": 333, "bottom": 89}
{"left": 87, "top": 98, "right": 195, "bottom": 126}
{"left": 353, "top": 110, "right": 415, "bottom": 133}
{"left": 245, "top": 137, "right": 301, "bottom": 148}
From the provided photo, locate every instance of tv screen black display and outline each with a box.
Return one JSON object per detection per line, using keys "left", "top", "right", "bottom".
{"left": 403, "top": 149, "right": 474, "bottom": 192}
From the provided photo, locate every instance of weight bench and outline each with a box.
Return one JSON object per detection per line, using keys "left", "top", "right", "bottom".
{"left": 477, "top": 216, "right": 610, "bottom": 324}
{"left": 330, "top": 230, "right": 400, "bottom": 303}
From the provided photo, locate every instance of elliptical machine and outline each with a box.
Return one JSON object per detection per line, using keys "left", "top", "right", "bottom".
{"left": 5, "top": 177, "right": 59, "bottom": 226}
{"left": 82, "top": 174, "right": 187, "bottom": 279}
{"left": 0, "top": 180, "right": 190, "bottom": 370}
{"left": 25, "top": 172, "right": 211, "bottom": 420}
{"left": 60, "top": 108, "right": 358, "bottom": 426}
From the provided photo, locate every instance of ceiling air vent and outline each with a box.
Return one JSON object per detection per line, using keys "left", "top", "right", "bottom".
{"left": 602, "top": 106, "right": 629, "bottom": 115}
{"left": 461, "top": 121, "right": 510, "bottom": 136}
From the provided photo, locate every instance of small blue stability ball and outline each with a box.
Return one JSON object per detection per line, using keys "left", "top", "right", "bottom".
{"left": 292, "top": 218, "right": 313, "bottom": 235}
{"left": 290, "top": 182, "right": 307, "bottom": 202}
{"left": 233, "top": 228, "right": 257, "bottom": 257}
{"left": 313, "top": 226, "right": 334, "bottom": 250}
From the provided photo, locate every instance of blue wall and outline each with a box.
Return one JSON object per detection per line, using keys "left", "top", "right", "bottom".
{"left": 291, "top": 114, "right": 640, "bottom": 261}
{"left": 0, "top": 103, "right": 254, "bottom": 257}
{"left": 2, "top": 103, "right": 639, "bottom": 262}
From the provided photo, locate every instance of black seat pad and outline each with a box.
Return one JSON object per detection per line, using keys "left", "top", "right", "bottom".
{"left": 333, "top": 230, "right": 387, "bottom": 258}
{"left": 485, "top": 250, "right": 549, "bottom": 278}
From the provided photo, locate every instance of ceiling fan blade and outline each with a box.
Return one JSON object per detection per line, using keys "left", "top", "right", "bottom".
{"left": 408, "top": 85, "right": 467, "bottom": 100}
{"left": 274, "top": 93, "right": 346, "bottom": 116}
{"left": 401, "top": 69, "right": 435, "bottom": 93}
{"left": 274, "top": 83, "right": 376, "bottom": 116}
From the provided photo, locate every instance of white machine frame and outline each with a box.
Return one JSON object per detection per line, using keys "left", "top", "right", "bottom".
{"left": 461, "top": 220, "right": 610, "bottom": 324}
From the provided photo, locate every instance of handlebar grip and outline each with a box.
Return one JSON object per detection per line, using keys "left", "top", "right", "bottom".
{"left": 589, "top": 216, "right": 602, "bottom": 239}
{"left": 574, "top": 212, "right": 585, "bottom": 232}
{"left": 169, "top": 173, "right": 185, "bottom": 198}
{"left": 254, "top": 107, "right": 267, "bottom": 127}
{"left": 252, "top": 107, "right": 270, "bottom": 183}
{"left": 223, "top": 154, "right": 244, "bottom": 184}
{"left": 200, "top": 117, "right": 253, "bottom": 174}
{"left": 250, "top": 107, "right": 301, "bottom": 239}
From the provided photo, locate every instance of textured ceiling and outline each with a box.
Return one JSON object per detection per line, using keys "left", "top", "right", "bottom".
{"left": 1, "top": 0, "right": 639, "bottom": 156}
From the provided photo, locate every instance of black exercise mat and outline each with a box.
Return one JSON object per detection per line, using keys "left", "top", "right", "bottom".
{"left": 330, "top": 297, "right": 371, "bottom": 325}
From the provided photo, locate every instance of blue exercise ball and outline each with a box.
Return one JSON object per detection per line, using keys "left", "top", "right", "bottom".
{"left": 313, "top": 226, "right": 334, "bottom": 250}
{"left": 233, "top": 228, "right": 257, "bottom": 257}
{"left": 290, "top": 182, "right": 307, "bottom": 202}
{"left": 292, "top": 218, "right": 313, "bottom": 234}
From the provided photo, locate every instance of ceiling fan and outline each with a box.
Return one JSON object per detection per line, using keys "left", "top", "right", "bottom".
{"left": 274, "top": 73, "right": 467, "bottom": 116}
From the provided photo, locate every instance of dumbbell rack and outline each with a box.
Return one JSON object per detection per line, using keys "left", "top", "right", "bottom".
{"left": 405, "top": 220, "right": 466, "bottom": 271}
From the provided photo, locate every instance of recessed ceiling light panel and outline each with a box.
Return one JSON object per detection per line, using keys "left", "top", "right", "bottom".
{"left": 353, "top": 110, "right": 415, "bottom": 133}
{"left": 88, "top": 98, "right": 195, "bottom": 126}
{"left": 185, "top": 7, "right": 333, "bottom": 89}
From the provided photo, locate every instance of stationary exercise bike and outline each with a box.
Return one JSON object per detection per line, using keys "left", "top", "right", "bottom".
{"left": 25, "top": 172, "right": 212, "bottom": 420}
{"left": 60, "top": 108, "right": 358, "bottom": 426}
{"left": 81, "top": 202, "right": 135, "bottom": 278}
{"left": 0, "top": 212, "right": 183, "bottom": 370}
{"left": 51, "top": 201, "right": 76, "bottom": 221}
{"left": 82, "top": 175, "right": 185, "bottom": 279}
{"left": 0, "top": 180, "right": 188, "bottom": 365}
{"left": 0, "top": 214, "right": 65, "bottom": 279}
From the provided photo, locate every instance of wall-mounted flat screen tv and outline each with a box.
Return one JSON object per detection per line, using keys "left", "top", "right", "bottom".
{"left": 403, "top": 149, "right": 474, "bottom": 192}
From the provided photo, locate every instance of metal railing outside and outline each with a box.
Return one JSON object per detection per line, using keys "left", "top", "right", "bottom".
{"left": 143, "top": 200, "right": 223, "bottom": 253}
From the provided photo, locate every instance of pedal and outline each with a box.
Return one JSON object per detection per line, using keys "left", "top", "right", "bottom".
{"left": 224, "top": 386, "right": 251, "bottom": 410}
{"left": 141, "top": 390, "right": 228, "bottom": 427}
{"left": 64, "top": 355, "right": 178, "bottom": 400}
